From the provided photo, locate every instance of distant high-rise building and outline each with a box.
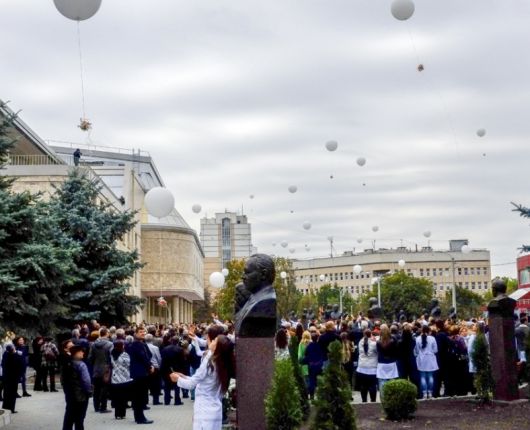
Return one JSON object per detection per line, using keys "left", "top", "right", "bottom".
{"left": 200, "top": 211, "right": 255, "bottom": 290}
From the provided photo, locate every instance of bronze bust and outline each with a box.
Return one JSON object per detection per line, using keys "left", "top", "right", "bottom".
{"left": 367, "top": 297, "right": 383, "bottom": 320}
{"left": 430, "top": 299, "right": 442, "bottom": 319}
{"left": 234, "top": 254, "right": 277, "bottom": 337}
{"left": 488, "top": 278, "right": 516, "bottom": 318}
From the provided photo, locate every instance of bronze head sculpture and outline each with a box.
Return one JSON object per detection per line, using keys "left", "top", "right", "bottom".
{"left": 235, "top": 254, "right": 277, "bottom": 337}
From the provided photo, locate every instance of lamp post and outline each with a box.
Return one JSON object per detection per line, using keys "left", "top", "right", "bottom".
{"left": 371, "top": 276, "right": 381, "bottom": 307}
{"left": 438, "top": 244, "right": 471, "bottom": 314}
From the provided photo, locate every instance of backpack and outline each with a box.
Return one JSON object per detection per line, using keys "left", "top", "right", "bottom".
{"left": 44, "top": 343, "right": 57, "bottom": 361}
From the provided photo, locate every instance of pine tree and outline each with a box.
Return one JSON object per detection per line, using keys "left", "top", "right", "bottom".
{"left": 48, "top": 169, "right": 143, "bottom": 325}
{"left": 288, "top": 335, "right": 310, "bottom": 421}
{"left": 512, "top": 202, "right": 530, "bottom": 251}
{"left": 265, "top": 358, "right": 303, "bottom": 430}
{"left": 471, "top": 329, "right": 494, "bottom": 403}
{"left": 0, "top": 110, "right": 78, "bottom": 336}
{"left": 311, "top": 340, "right": 357, "bottom": 430}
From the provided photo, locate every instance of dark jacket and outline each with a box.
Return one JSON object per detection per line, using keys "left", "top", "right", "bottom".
{"left": 376, "top": 338, "right": 399, "bottom": 364}
{"left": 62, "top": 356, "right": 93, "bottom": 403}
{"left": 303, "top": 341, "right": 325, "bottom": 368}
{"left": 160, "top": 344, "right": 186, "bottom": 379}
{"left": 87, "top": 337, "right": 112, "bottom": 378}
{"left": 127, "top": 340, "right": 152, "bottom": 380}
{"left": 2, "top": 349, "right": 24, "bottom": 383}
{"left": 318, "top": 331, "right": 340, "bottom": 358}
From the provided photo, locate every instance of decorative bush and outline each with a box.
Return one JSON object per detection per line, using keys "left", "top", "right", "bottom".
{"left": 310, "top": 340, "right": 357, "bottom": 430}
{"left": 381, "top": 379, "right": 417, "bottom": 421}
{"left": 265, "top": 358, "right": 303, "bottom": 430}
{"left": 289, "top": 335, "right": 310, "bottom": 421}
{"left": 471, "top": 331, "right": 494, "bottom": 403}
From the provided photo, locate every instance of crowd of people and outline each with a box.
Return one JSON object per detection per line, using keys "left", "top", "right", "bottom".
{"left": 275, "top": 312, "right": 529, "bottom": 402}
{"left": 1, "top": 319, "right": 235, "bottom": 429}
{"left": 1, "top": 310, "right": 528, "bottom": 429}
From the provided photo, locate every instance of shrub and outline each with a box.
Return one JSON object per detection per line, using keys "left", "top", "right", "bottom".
{"left": 381, "top": 379, "right": 417, "bottom": 421}
{"left": 265, "top": 358, "right": 303, "bottom": 430}
{"left": 471, "top": 329, "right": 494, "bottom": 403}
{"left": 310, "top": 340, "right": 357, "bottom": 430}
{"left": 289, "top": 335, "right": 310, "bottom": 421}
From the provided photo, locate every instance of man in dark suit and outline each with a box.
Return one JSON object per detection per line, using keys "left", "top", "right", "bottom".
{"left": 127, "top": 327, "right": 154, "bottom": 425}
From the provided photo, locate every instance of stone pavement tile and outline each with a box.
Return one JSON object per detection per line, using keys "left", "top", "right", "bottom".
{"left": 6, "top": 390, "right": 194, "bottom": 430}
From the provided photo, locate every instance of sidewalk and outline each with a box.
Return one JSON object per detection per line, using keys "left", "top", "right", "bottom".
{"left": 5, "top": 389, "right": 194, "bottom": 430}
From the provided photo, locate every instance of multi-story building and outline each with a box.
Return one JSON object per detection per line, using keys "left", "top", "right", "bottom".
{"left": 293, "top": 240, "right": 491, "bottom": 298}
{"left": 1, "top": 101, "right": 204, "bottom": 323}
{"left": 200, "top": 212, "right": 255, "bottom": 291}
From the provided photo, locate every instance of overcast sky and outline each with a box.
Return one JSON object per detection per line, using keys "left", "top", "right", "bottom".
{"left": 3, "top": 1, "right": 530, "bottom": 278}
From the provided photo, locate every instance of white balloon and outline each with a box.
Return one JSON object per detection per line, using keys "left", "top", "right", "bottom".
{"left": 423, "top": 231, "right": 432, "bottom": 238}
{"left": 319, "top": 274, "right": 326, "bottom": 282}
{"left": 272, "top": 242, "right": 277, "bottom": 247}
{"left": 398, "top": 259, "right": 406, "bottom": 268}
{"left": 353, "top": 264, "right": 363, "bottom": 274}
{"left": 325, "top": 140, "right": 338, "bottom": 152}
{"left": 249, "top": 194, "right": 255, "bottom": 199}
{"left": 477, "top": 128, "right": 486, "bottom": 137}
{"left": 145, "top": 187, "right": 175, "bottom": 218}
{"left": 356, "top": 238, "right": 363, "bottom": 244}
{"left": 289, "top": 248, "right": 296, "bottom": 254}
{"left": 280, "top": 271, "right": 287, "bottom": 279}
{"left": 305, "top": 247, "right": 311, "bottom": 252}
{"left": 221, "top": 268, "right": 229, "bottom": 277}
{"left": 461, "top": 245, "right": 472, "bottom": 254}
{"left": 192, "top": 204, "right": 202, "bottom": 214}
{"left": 356, "top": 157, "right": 366, "bottom": 167}
{"left": 209, "top": 272, "right": 225, "bottom": 288}
{"left": 372, "top": 226, "right": 379, "bottom": 233}
{"left": 281, "top": 241, "right": 288, "bottom": 248}
{"left": 288, "top": 185, "right": 298, "bottom": 194}
{"left": 391, "top": 0, "right": 415, "bottom": 21}
{"left": 302, "top": 221, "right": 312, "bottom": 230}
{"left": 53, "top": 0, "right": 102, "bottom": 21}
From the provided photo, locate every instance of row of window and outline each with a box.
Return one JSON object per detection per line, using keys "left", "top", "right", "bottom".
{"left": 433, "top": 281, "right": 489, "bottom": 291}
{"left": 298, "top": 266, "right": 489, "bottom": 284}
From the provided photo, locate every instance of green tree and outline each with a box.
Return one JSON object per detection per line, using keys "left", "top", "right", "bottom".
{"left": 212, "top": 259, "right": 245, "bottom": 321}
{"left": 265, "top": 358, "right": 303, "bottom": 430}
{"left": 311, "top": 340, "right": 356, "bottom": 430}
{"left": 376, "top": 272, "right": 433, "bottom": 322}
{"left": 471, "top": 327, "right": 494, "bottom": 403}
{"left": 48, "top": 169, "right": 142, "bottom": 325}
{"left": 289, "top": 335, "right": 310, "bottom": 421}
{"left": 0, "top": 110, "right": 78, "bottom": 336}
{"left": 316, "top": 284, "right": 357, "bottom": 317}
{"left": 274, "top": 257, "right": 301, "bottom": 319}
{"left": 442, "top": 286, "right": 486, "bottom": 319}
{"left": 193, "top": 287, "right": 213, "bottom": 323}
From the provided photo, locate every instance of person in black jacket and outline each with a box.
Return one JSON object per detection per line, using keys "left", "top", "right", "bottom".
{"left": 160, "top": 336, "right": 186, "bottom": 406}
{"left": 127, "top": 327, "right": 154, "bottom": 425}
{"left": 433, "top": 320, "right": 450, "bottom": 397}
{"left": 62, "top": 344, "right": 93, "bottom": 430}
{"left": 318, "top": 321, "right": 340, "bottom": 365}
{"left": 14, "top": 337, "right": 31, "bottom": 397}
{"left": 2, "top": 344, "right": 24, "bottom": 413}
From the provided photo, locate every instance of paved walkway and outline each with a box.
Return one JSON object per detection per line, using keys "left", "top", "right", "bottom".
{"left": 5, "top": 389, "right": 194, "bottom": 430}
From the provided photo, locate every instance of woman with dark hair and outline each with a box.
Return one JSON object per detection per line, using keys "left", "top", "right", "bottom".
{"left": 356, "top": 329, "right": 378, "bottom": 403}
{"left": 275, "top": 329, "right": 290, "bottom": 360}
{"left": 110, "top": 340, "right": 133, "bottom": 420}
{"left": 414, "top": 325, "right": 438, "bottom": 399}
{"left": 302, "top": 332, "right": 325, "bottom": 399}
{"left": 295, "top": 323, "right": 304, "bottom": 343}
{"left": 170, "top": 328, "right": 234, "bottom": 430}
{"left": 340, "top": 332, "right": 355, "bottom": 390}
{"left": 398, "top": 324, "right": 418, "bottom": 390}
{"left": 2, "top": 344, "right": 24, "bottom": 413}
{"left": 14, "top": 337, "right": 30, "bottom": 397}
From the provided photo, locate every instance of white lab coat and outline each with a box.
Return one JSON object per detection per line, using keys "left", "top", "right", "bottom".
{"left": 414, "top": 335, "right": 439, "bottom": 372}
{"left": 177, "top": 350, "right": 223, "bottom": 430}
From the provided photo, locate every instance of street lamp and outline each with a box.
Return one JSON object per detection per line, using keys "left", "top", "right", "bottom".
{"left": 398, "top": 259, "right": 406, "bottom": 270}
{"left": 372, "top": 276, "right": 382, "bottom": 307}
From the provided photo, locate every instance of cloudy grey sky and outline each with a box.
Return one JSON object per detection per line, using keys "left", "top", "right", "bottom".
{"left": 3, "top": 1, "right": 530, "bottom": 277}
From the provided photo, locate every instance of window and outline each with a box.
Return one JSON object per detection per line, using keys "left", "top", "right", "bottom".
{"left": 470, "top": 267, "right": 475, "bottom": 275}
{"left": 483, "top": 267, "right": 488, "bottom": 275}
{"left": 465, "top": 282, "right": 469, "bottom": 289}
{"left": 420, "top": 269, "right": 424, "bottom": 276}
{"left": 433, "top": 268, "right": 437, "bottom": 277}
{"left": 464, "top": 268, "right": 469, "bottom": 276}
{"left": 221, "top": 218, "right": 231, "bottom": 267}
{"left": 471, "top": 282, "right": 476, "bottom": 290}
{"left": 340, "top": 273, "right": 344, "bottom": 281}
{"left": 457, "top": 267, "right": 462, "bottom": 276}
{"left": 426, "top": 268, "right": 431, "bottom": 276}
{"left": 477, "top": 282, "right": 482, "bottom": 289}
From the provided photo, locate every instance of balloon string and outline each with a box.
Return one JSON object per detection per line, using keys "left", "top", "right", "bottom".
{"left": 77, "top": 21, "right": 86, "bottom": 120}
{"left": 407, "top": 27, "right": 460, "bottom": 154}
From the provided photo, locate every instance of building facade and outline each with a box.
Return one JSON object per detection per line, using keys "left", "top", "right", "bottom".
{"left": 1, "top": 101, "right": 204, "bottom": 323}
{"left": 293, "top": 241, "right": 491, "bottom": 299}
{"left": 200, "top": 212, "right": 255, "bottom": 290}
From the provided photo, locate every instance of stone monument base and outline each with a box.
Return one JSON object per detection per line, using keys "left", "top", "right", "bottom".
{"left": 236, "top": 337, "right": 275, "bottom": 430}
{"left": 489, "top": 315, "right": 519, "bottom": 401}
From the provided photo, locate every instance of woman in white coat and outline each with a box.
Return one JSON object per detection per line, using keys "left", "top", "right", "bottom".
{"left": 170, "top": 327, "right": 234, "bottom": 430}
{"left": 414, "top": 325, "right": 438, "bottom": 399}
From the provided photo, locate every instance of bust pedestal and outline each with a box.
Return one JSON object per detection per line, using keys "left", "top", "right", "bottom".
{"left": 488, "top": 296, "right": 519, "bottom": 401}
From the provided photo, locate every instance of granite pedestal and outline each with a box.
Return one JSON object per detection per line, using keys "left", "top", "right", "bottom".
{"left": 236, "top": 337, "right": 275, "bottom": 430}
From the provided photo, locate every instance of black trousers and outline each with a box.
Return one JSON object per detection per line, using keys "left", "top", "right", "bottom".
{"left": 2, "top": 380, "right": 18, "bottom": 412}
{"left": 34, "top": 365, "right": 46, "bottom": 390}
{"left": 111, "top": 382, "right": 131, "bottom": 419}
{"left": 148, "top": 370, "right": 161, "bottom": 403}
{"left": 131, "top": 378, "right": 149, "bottom": 423}
{"left": 62, "top": 399, "right": 89, "bottom": 430}
{"left": 42, "top": 366, "right": 56, "bottom": 391}
{"left": 164, "top": 381, "right": 182, "bottom": 405}
{"left": 356, "top": 372, "right": 377, "bottom": 403}
{"left": 92, "top": 377, "right": 109, "bottom": 412}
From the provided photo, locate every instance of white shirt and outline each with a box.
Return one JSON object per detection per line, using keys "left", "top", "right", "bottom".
{"left": 414, "top": 335, "right": 439, "bottom": 372}
{"left": 177, "top": 350, "right": 223, "bottom": 430}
